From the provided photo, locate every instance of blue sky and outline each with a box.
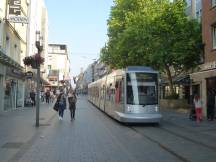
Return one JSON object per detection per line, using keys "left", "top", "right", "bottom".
{"left": 44, "top": 0, "right": 113, "bottom": 77}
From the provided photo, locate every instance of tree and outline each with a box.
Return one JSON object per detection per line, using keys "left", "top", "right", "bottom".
{"left": 100, "top": 0, "right": 202, "bottom": 95}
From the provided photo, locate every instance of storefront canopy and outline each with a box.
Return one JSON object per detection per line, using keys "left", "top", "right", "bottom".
{"left": 0, "top": 49, "right": 23, "bottom": 70}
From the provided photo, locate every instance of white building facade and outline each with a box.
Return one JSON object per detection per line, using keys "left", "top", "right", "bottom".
{"left": 47, "top": 44, "right": 70, "bottom": 89}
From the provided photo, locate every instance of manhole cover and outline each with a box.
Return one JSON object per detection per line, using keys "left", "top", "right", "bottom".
{"left": 2, "top": 142, "right": 24, "bottom": 149}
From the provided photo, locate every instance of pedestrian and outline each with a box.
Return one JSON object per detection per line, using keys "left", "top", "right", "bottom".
{"left": 30, "top": 90, "right": 36, "bottom": 106}
{"left": 207, "top": 90, "right": 215, "bottom": 121}
{"left": 40, "top": 90, "right": 45, "bottom": 102}
{"left": 68, "top": 91, "right": 77, "bottom": 121}
{"left": 56, "top": 91, "right": 66, "bottom": 120}
{"left": 193, "top": 94, "right": 202, "bottom": 123}
{"left": 45, "top": 90, "right": 50, "bottom": 103}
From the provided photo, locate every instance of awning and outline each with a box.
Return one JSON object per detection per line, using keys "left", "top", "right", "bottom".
{"left": 0, "top": 48, "right": 23, "bottom": 69}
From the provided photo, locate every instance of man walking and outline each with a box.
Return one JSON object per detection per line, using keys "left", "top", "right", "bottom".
{"left": 30, "top": 90, "right": 36, "bottom": 106}
{"left": 68, "top": 91, "right": 77, "bottom": 121}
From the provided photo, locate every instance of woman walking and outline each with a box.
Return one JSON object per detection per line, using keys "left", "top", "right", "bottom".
{"left": 57, "top": 92, "right": 66, "bottom": 120}
{"left": 193, "top": 94, "right": 202, "bottom": 123}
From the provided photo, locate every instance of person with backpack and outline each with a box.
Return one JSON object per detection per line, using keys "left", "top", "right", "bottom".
{"left": 56, "top": 92, "right": 67, "bottom": 120}
{"left": 68, "top": 91, "right": 77, "bottom": 121}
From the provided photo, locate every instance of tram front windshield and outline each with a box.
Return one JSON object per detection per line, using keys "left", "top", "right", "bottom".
{"left": 126, "top": 73, "right": 158, "bottom": 105}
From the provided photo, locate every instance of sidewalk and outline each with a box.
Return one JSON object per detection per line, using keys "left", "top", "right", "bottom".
{"left": 0, "top": 102, "right": 57, "bottom": 162}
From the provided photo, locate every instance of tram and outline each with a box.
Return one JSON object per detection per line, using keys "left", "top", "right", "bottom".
{"left": 88, "top": 66, "right": 162, "bottom": 123}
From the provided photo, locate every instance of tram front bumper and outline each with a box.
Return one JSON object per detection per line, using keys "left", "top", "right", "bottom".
{"left": 115, "top": 111, "right": 162, "bottom": 123}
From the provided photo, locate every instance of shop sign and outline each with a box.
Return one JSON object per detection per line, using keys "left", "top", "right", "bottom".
{"left": 8, "top": 0, "right": 28, "bottom": 24}
{"left": 25, "top": 71, "right": 33, "bottom": 79}
{"left": 8, "top": 16, "right": 28, "bottom": 24}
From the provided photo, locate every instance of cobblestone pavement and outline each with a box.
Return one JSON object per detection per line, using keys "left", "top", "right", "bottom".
{"left": 0, "top": 96, "right": 216, "bottom": 162}
{"left": 0, "top": 102, "right": 56, "bottom": 162}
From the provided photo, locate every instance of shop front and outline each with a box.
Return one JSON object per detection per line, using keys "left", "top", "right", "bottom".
{"left": 4, "top": 68, "right": 25, "bottom": 110}
{"left": 190, "top": 63, "right": 216, "bottom": 117}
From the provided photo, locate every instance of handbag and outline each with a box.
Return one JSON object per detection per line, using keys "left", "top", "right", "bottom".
{"left": 53, "top": 101, "right": 59, "bottom": 112}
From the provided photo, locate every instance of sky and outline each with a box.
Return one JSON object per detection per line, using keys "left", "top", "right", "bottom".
{"left": 44, "top": 0, "right": 113, "bottom": 78}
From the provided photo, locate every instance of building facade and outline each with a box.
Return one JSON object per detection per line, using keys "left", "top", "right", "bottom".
{"left": 25, "top": 0, "right": 48, "bottom": 100}
{"left": 0, "top": 0, "right": 48, "bottom": 111}
{"left": 47, "top": 44, "right": 70, "bottom": 89}
{"left": 0, "top": 0, "right": 28, "bottom": 111}
{"left": 190, "top": 0, "right": 216, "bottom": 116}
{"left": 185, "top": 0, "right": 202, "bottom": 20}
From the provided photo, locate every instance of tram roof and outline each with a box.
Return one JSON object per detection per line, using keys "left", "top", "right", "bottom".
{"left": 126, "top": 66, "right": 157, "bottom": 73}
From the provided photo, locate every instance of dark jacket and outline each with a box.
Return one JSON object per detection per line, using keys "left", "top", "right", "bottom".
{"left": 68, "top": 95, "right": 77, "bottom": 110}
{"left": 57, "top": 94, "right": 66, "bottom": 109}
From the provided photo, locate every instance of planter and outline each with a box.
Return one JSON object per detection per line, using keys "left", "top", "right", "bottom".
{"left": 23, "top": 54, "right": 44, "bottom": 68}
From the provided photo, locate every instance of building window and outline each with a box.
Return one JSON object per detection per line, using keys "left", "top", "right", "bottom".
{"left": 213, "top": 0, "right": 216, "bottom": 7}
{"left": 48, "top": 65, "right": 51, "bottom": 69}
{"left": 213, "top": 26, "right": 216, "bottom": 49}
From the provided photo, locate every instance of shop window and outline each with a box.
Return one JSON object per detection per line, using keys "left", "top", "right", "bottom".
{"left": 5, "top": 80, "right": 11, "bottom": 96}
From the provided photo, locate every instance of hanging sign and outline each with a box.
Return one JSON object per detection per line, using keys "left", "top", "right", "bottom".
{"left": 8, "top": 0, "right": 28, "bottom": 24}
{"left": 9, "top": 0, "right": 21, "bottom": 15}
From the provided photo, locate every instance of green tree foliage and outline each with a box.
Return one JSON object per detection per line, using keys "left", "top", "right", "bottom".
{"left": 100, "top": 0, "right": 202, "bottom": 94}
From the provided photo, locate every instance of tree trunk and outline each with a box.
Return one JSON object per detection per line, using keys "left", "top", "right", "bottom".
{"left": 165, "top": 65, "right": 175, "bottom": 95}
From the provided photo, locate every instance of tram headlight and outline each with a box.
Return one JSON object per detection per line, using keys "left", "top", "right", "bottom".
{"left": 155, "top": 105, "right": 159, "bottom": 112}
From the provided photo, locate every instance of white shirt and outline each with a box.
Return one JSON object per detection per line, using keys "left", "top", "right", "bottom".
{"left": 194, "top": 99, "right": 202, "bottom": 109}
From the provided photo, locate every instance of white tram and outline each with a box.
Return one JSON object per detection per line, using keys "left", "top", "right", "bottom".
{"left": 88, "top": 66, "right": 162, "bottom": 123}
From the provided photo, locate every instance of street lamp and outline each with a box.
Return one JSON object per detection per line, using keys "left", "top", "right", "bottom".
{"left": 35, "top": 31, "right": 43, "bottom": 127}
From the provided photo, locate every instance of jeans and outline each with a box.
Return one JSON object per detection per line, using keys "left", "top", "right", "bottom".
{"left": 58, "top": 106, "right": 64, "bottom": 118}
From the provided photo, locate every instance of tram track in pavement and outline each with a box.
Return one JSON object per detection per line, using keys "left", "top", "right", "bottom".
{"left": 88, "top": 101, "right": 216, "bottom": 162}
{"left": 159, "top": 120, "right": 216, "bottom": 151}
{"left": 128, "top": 122, "right": 216, "bottom": 162}
{"left": 128, "top": 126, "right": 191, "bottom": 162}
{"left": 90, "top": 105, "right": 191, "bottom": 162}
{"left": 89, "top": 102, "right": 191, "bottom": 162}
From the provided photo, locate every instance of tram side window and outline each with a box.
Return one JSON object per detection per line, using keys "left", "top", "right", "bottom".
{"left": 120, "top": 80, "right": 124, "bottom": 103}
{"left": 106, "top": 84, "right": 111, "bottom": 100}
{"left": 115, "top": 81, "right": 121, "bottom": 103}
